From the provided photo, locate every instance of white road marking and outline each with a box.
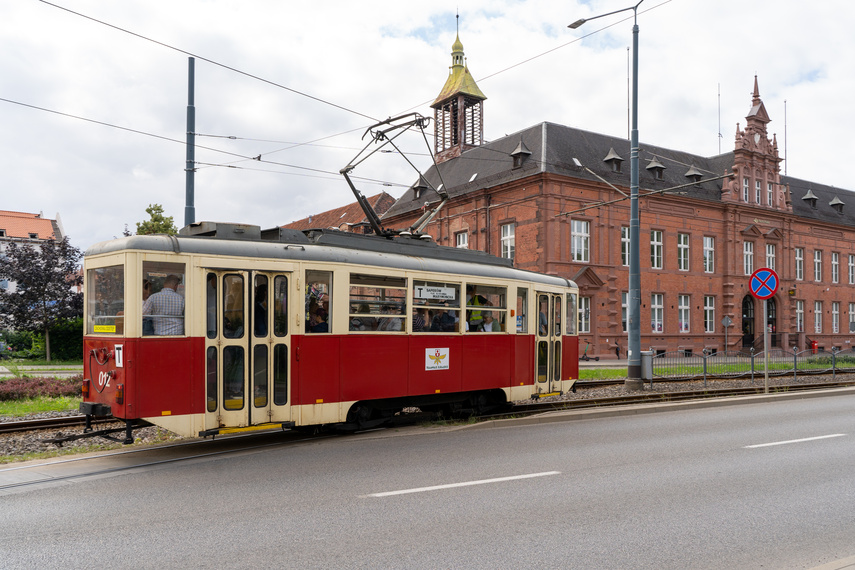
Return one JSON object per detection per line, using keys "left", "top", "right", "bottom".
{"left": 745, "top": 434, "right": 846, "bottom": 449}
{"left": 366, "top": 471, "right": 561, "bottom": 498}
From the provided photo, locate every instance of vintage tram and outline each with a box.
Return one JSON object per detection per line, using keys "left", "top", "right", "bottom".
{"left": 81, "top": 222, "right": 579, "bottom": 441}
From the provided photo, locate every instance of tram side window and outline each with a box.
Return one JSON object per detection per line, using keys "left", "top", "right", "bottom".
{"left": 413, "top": 281, "right": 461, "bottom": 333}
{"left": 142, "top": 262, "right": 186, "bottom": 336}
{"left": 349, "top": 274, "right": 407, "bottom": 332}
{"left": 306, "top": 270, "right": 331, "bottom": 333}
{"left": 223, "top": 274, "right": 244, "bottom": 338}
{"left": 87, "top": 265, "right": 125, "bottom": 335}
{"left": 538, "top": 294, "right": 549, "bottom": 336}
{"left": 206, "top": 273, "right": 217, "bottom": 339}
{"left": 516, "top": 288, "right": 528, "bottom": 333}
{"left": 466, "top": 284, "right": 507, "bottom": 332}
{"left": 566, "top": 293, "right": 578, "bottom": 335}
{"left": 273, "top": 276, "right": 288, "bottom": 337}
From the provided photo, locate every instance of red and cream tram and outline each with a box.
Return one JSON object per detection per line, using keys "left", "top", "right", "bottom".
{"left": 81, "top": 222, "right": 579, "bottom": 440}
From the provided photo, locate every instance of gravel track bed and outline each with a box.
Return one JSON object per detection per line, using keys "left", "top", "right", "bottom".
{"left": 2, "top": 372, "right": 852, "bottom": 463}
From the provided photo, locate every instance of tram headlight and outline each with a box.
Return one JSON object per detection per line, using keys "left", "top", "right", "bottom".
{"left": 115, "top": 383, "right": 124, "bottom": 405}
{"left": 82, "top": 378, "right": 90, "bottom": 398}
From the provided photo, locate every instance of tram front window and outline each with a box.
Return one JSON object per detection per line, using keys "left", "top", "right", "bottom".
{"left": 142, "top": 261, "right": 186, "bottom": 336}
{"left": 87, "top": 265, "right": 125, "bottom": 334}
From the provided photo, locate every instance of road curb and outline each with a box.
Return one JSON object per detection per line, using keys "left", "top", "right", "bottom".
{"left": 464, "top": 386, "right": 855, "bottom": 430}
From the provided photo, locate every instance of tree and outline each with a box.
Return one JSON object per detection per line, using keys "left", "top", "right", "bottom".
{"left": 0, "top": 237, "right": 83, "bottom": 361}
{"left": 136, "top": 204, "right": 178, "bottom": 235}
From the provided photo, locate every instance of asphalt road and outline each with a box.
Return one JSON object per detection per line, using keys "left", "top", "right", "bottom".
{"left": 2, "top": 392, "right": 854, "bottom": 569}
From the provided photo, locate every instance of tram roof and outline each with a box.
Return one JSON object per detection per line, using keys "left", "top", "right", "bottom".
{"left": 85, "top": 223, "right": 575, "bottom": 288}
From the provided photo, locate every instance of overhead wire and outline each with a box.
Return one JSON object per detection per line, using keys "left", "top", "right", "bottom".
{"left": 22, "top": 0, "right": 678, "bottom": 194}
{"left": 37, "top": 0, "right": 379, "bottom": 123}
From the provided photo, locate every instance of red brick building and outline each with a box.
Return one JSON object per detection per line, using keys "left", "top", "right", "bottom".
{"left": 283, "top": 192, "right": 396, "bottom": 234}
{"left": 381, "top": 38, "right": 855, "bottom": 359}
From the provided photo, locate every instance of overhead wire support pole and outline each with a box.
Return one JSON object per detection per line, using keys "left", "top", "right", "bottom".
{"left": 570, "top": 0, "right": 644, "bottom": 389}
{"left": 184, "top": 57, "right": 196, "bottom": 228}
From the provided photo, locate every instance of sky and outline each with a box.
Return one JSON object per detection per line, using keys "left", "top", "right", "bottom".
{"left": 2, "top": 0, "right": 854, "bottom": 253}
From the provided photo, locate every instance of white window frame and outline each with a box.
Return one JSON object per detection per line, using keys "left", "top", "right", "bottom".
{"left": 704, "top": 296, "right": 715, "bottom": 334}
{"left": 832, "top": 252, "right": 839, "bottom": 284}
{"left": 814, "top": 250, "right": 822, "bottom": 282}
{"left": 578, "top": 296, "right": 591, "bottom": 333}
{"left": 620, "top": 227, "right": 630, "bottom": 267}
{"left": 815, "top": 300, "right": 822, "bottom": 334}
{"left": 832, "top": 301, "right": 840, "bottom": 334}
{"left": 677, "top": 233, "right": 689, "bottom": 271}
{"left": 743, "top": 241, "right": 754, "bottom": 275}
{"left": 850, "top": 303, "right": 855, "bottom": 333}
{"left": 767, "top": 182, "right": 774, "bottom": 206}
{"left": 796, "top": 300, "right": 804, "bottom": 333}
{"left": 765, "top": 243, "right": 776, "bottom": 271}
{"left": 742, "top": 177, "right": 749, "bottom": 202}
{"left": 678, "top": 294, "right": 690, "bottom": 333}
{"left": 703, "top": 237, "right": 714, "bottom": 273}
{"left": 650, "top": 230, "right": 663, "bottom": 270}
{"left": 571, "top": 220, "right": 590, "bottom": 263}
{"left": 501, "top": 224, "right": 515, "bottom": 262}
{"left": 651, "top": 293, "right": 663, "bottom": 332}
{"left": 755, "top": 180, "right": 762, "bottom": 204}
{"left": 456, "top": 231, "right": 468, "bottom": 249}
{"left": 795, "top": 248, "right": 804, "bottom": 281}
{"left": 621, "top": 291, "right": 628, "bottom": 332}
{"left": 849, "top": 255, "right": 855, "bottom": 285}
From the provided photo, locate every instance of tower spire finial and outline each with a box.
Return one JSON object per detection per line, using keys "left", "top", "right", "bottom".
{"left": 456, "top": 9, "right": 459, "bottom": 34}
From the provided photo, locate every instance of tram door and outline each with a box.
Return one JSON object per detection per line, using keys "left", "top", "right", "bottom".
{"left": 205, "top": 271, "right": 291, "bottom": 428}
{"left": 536, "top": 292, "right": 563, "bottom": 393}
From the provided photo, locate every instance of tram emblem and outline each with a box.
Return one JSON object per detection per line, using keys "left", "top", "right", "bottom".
{"left": 425, "top": 348, "right": 449, "bottom": 370}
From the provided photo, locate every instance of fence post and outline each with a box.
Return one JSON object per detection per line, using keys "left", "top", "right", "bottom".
{"left": 703, "top": 352, "right": 708, "bottom": 389}
{"left": 750, "top": 347, "right": 755, "bottom": 384}
{"left": 832, "top": 347, "right": 837, "bottom": 381}
{"left": 793, "top": 346, "right": 798, "bottom": 383}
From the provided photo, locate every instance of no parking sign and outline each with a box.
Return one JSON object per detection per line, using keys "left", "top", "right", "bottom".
{"left": 749, "top": 268, "right": 778, "bottom": 300}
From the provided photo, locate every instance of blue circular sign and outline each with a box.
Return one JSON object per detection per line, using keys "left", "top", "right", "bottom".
{"left": 750, "top": 268, "right": 778, "bottom": 300}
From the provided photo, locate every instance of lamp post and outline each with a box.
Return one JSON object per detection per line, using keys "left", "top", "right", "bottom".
{"left": 570, "top": 0, "right": 645, "bottom": 390}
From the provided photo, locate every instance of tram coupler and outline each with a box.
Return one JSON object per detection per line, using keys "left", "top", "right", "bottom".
{"left": 79, "top": 402, "right": 113, "bottom": 433}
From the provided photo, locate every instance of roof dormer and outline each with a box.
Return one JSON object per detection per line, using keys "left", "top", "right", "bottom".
{"left": 603, "top": 147, "right": 623, "bottom": 173}
{"left": 802, "top": 189, "right": 818, "bottom": 209}
{"left": 684, "top": 165, "right": 703, "bottom": 184}
{"left": 510, "top": 138, "right": 532, "bottom": 169}
{"left": 830, "top": 196, "right": 844, "bottom": 214}
{"left": 646, "top": 156, "right": 665, "bottom": 180}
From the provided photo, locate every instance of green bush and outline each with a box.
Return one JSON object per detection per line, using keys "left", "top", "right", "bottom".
{"left": 47, "top": 317, "right": 84, "bottom": 361}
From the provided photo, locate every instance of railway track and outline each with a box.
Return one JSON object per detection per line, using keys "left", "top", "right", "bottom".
{"left": 0, "top": 415, "right": 116, "bottom": 435}
{"left": 512, "top": 379, "right": 855, "bottom": 416}
{"left": 4, "top": 378, "right": 854, "bottom": 438}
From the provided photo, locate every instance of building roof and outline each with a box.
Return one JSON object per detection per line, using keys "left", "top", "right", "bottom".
{"left": 282, "top": 192, "right": 396, "bottom": 231}
{"left": 382, "top": 121, "right": 855, "bottom": 228}
{"left": 0, "top": 210, "right": 61, "bottom": 240}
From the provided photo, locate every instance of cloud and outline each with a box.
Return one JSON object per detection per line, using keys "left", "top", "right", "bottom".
{"left": 1, "top": 0, "right": 853, "bottom": 252}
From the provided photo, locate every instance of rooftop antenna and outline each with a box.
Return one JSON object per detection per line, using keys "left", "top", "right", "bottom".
{"left": 717, "top": 83, "right": 722, "bottom": 155}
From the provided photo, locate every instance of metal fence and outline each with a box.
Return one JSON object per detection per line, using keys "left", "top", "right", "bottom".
{"left": 650, "top": 347, "right": 855, "bottom": 387}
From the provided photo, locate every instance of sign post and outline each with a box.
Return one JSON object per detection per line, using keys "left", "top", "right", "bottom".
{"left": 749, "top": 268, "right": 779, "bottom": 393}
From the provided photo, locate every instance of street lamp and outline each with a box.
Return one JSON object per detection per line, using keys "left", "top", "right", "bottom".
{"left": 570, "top": 1, "right": 645, "bottom": 390}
